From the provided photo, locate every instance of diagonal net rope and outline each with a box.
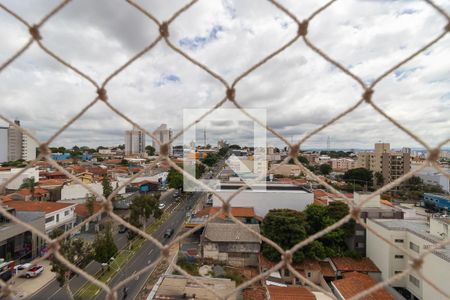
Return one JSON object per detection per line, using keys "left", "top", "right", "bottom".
{"left": 0, "top": 0, "right": 449, "bottom": 299}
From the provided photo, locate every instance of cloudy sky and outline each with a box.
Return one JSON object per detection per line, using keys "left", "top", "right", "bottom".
{"left": 0, "top": 0, "right": 449, "bottom": 150}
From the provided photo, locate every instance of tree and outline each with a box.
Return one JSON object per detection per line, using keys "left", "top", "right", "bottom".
{"left": 145, "top": 145, "right": 156, "bottom": 156}
{"left": 50, "top": 228, "right": 92, "bottom": 286}
{"left": 168, "top": 168, "right": 183, "bottom": 190}
{"left": 129, "top": 194, "right": 162, "bottom": 229}
{"left": 102, "top": 176, "right": 113, "bottom": 199}
{"left": 374, "top": 172, "right": 384, "bottom": 187}
{"left": 343, "top": 168, "right": 373, "bottom": 185}
{"left": 86, "top": 194, "right": 96, "bottom": 217}
{"left": 20, "top": 177, "right": 36, "bottom": 200}
{"left": 304, "top": 204, "right": 328, "bottom": 234}
{"left": 319, "top": 163, "right": 332, "bottom": 175}
{"left": 298, "top": 155, "right": 309, "bottom": 166}
{"left": 93, "top": 222, "right": 118, "bottom": 264}
{"left": 261, "top": 209, "right": 307, "bottom": 263}
{"left": 203, "top": 153, "right": 219, "bottom": 167}
{"left": 218, "top": 146, "right": 229, "bottom": 157}
{"left": 229, "top": 144, "right": 241, "bottom": 149}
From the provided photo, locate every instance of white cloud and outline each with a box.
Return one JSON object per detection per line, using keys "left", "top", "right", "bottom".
{"left": 0, "top": 0, "right": 448, "bottom": 149}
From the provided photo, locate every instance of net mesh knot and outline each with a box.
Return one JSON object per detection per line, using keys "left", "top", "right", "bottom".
{"left": 427, "top": 148, "right": 440, "bottom": 162}
{"left": 160, "top": 22, "right": 169, "bottom": 38}
{"left": 288, "top": 144, "right": 299, "bottom": 159}
{"left": 226, "top": 87, "right": 235, "bottom": 102}
{"left": 411, "top": 257, "right": 424, "bottom": 270}
{"left": 363, "top": 88, "right": 374, "bottom": 103}
{"left": 298, "top": 20, "right": 309, "bottom": 36}
{"left": 39, "top": 143, "right": 51, "bottom": 156}
{"left": 282, "top": 250, "right": 293, "bottom": 266}
{"left": 97, "top": 88, "right": 108, "bottom": 101}
{"left": 29, "top": 25, "right": 42, "bottom": 40}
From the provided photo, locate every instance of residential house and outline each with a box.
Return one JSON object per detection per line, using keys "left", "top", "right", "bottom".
{"left": 186, "top": 206, "right": 260, "bottom": 228}
{"left": 6, "top": 201, "right": 76, "bottom": 234}
{"left": 0, "top": 206, "right": 45, "bottom": 261}
{"left": 269, "top": 163, "right": 302, "bottom": 177}
{"left": 201, "top": 223, "right": 261, "bottom": 267}
{"left": 267, "top": 286, "right": 317, "bottom": 300}
{"left": 330, "top": 257, "right": 381, "bottom": 279}
{"left": 331, "top": 271, "right": 394, "bottom": 300}
{"left": 74, "top": 202, "right": 104, "bottom": 232}
{"left": 8, "top": 188, "right": 50, "bottom": 201}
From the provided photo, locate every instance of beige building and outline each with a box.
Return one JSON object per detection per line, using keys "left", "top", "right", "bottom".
{"left": 152, "top": 123, "right": 173, "bottom": 155}
{"left": 124, "top": 125, "right": 146, "bottom": 155}
{"left": 330, "top": 158, "right": 356, "bottom": 171}
{"left": 356, "top": 143, "right": 411, "bottom": 184}
{"left": 367, "top": 217, "right": 450, "bottom": 300}
{"left": 270, "top": 163, "right": 302, "bottom": 177}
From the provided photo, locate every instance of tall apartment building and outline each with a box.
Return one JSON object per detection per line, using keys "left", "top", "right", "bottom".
{"left": 367, "top": 217, "right": 450, "bottom": 300}
{"left": 7, "top": 120, "right": 22, "bottom": 161}
{"left": 356, "top": 143, "right": 411, "bottom": 184}
{"left": 2, "top": 120, "right": 38, "bottom": 162}
{"left": 152, "top": 124, "right": 173, "bottom": 155}
{"left": 0, "top": 127, "right": 7, "bottom": 163}
{"left": 124, "top": 125, "right": 146, "bottom": 155}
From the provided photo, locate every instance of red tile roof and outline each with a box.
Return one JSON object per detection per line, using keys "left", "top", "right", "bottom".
{"left": 0, "top": 167, "right": 12, "bottom": 171}
{"left": 333, "top": 272, "right": 394, "bottom": 300}
{"left": 259, "top": 255, "right": 276, "bottom": 270}
{"left": 7, "top": 201, "right": 74, "bottom": 214}
{"left": 0, "top": 195, "right": 13, "bottom": 203}
{"left": 319, "top": 261, "right": 336, "bottom": 278}
{"left": 75, "top": 202, "right": 103, "bottom": 218}
{"left": 38, "top": 179, "right": 66, "bottom": 186}
{"left": 17, "top": 188, "right": 49, "bottom": 196}
{"left": 267, "top": 286, "right": 316, "bottom": 300}
{"left": 243, "top": 287, "right": 266, "bottom": 300}
{"left": 196, "top": 206, "right": 256, "bottom": 219}
{"left": 293, "top": 259, "right": 321, "bottom": 271}
{"left": 331, "top": 257, "right": 380, "bottom": 273}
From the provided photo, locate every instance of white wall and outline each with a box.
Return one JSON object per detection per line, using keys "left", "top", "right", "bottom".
{"left": 415, "top": 166, "right": 450, "bottom": 193}
{"left": 61, "top": 182, "right": 126, "bottom": 200}
{"left": 44, "top": 205, "right": 76, "bottom": 233}
{"left": 21, "top": 134, "right": 38, "bottom": 161}
{"left": 212, "top": 190, "right": 313, "bottom": 217}
{"left": 0, "top": 127, "right": 7, "bottom": 163}
{"left": 0, "top": 167, "right": 39, "bottom": 190}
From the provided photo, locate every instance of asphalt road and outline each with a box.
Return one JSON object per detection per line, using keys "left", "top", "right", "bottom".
{"left": 28, "top": 190, "right": 178, "bottom": 300}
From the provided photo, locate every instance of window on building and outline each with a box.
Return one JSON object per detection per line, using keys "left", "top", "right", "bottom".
{"left": 409, "top": 275, "right": 420, "bottom": 287}
{"left": 56, "top": 214, "right": 59, "bottom": 222}
{"left": 307, "top": 272, "right": 311, "bottom": 278}
{"left": 45, "top": 216, "right": 54, "bottom": 223}
{"left": 356, "top": 242, "right": 365, "bottom": 248}
{"left": 394, "top": 271, "right": 402, "bottom": 274}
{"left": 409, "top": 242, "right": 420, "bottom": 253}
{"left": 394, "top": 239, "right": 404, "bottom": 243}
{"left": 64, "top": 210, "right": 69, "bottom": 216}
{"left": 395, "top": 255, "right": 404, "bottom": 259}
{"left": 355, "top": 230, "right": 365, "bottom": 236}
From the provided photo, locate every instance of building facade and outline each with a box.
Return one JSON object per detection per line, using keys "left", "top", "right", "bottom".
{"left": 152, "top": 124, "right": 173, "bottom": 155}
{"left": 7, "top": 120, "right": 22, "bottom": 161}
{"left": 0, "top": 167, "right": 39, "bottom": 190}
{"left": 124, "top": 125, "right": 146, "bottom": 155}
{"left": 21, "top": 134, "right": 38, "bottom": 161}
{"left": 0, "top": 127, "right": 7, "bottom": 163}
{"left": 356, "top": 143, "right": 411, "bottom": 184}
{"left": 367, "top": 217, "right": 450, "bottom": 300}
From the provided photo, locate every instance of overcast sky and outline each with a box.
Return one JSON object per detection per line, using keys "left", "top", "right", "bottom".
{"left": 0, "top": 0, "right": 449, "bottom": 150}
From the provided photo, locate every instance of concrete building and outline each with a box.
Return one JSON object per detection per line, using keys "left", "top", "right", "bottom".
{"left": 212, "top": 183, "right": 314, "bottom": 217}
{"left": 367, "top": 217, "right": 450, "bottom": 300}
{"left": 21, "top": 134, "right": 38, "bottom": 161}
{"left": 356, "top": 143, "right": 411, "bottom": 184}
{"left": 0, "top": 127, "right": 7, "bottom": 163}
{"left": 0, "top": 167, "right": 39, "bottom": 190}
{"left": 269, "top": 163, "right": 302, "bottom": 177}
{"left": 0, "top": 206, "right": 45, "bottom": 261}
{"left": 7, "top": 120, "right": 22, "bottom": 162}
{"left": 6, "top": 201, "right": 76, "bottom": 234}
{"left": 330, "top": 158, "right": 356, "bottom": 172}
{"left": 201, "top": 223, "right": 261, "bottom": 267}
{"left": 152, "top": 124, "right": 172, "bottom": 155}
{"left": 124, "top": 125, "right": 145, "bottom": 155}
{"left": 149, "top": 274, "right": 236, "bottom": 300}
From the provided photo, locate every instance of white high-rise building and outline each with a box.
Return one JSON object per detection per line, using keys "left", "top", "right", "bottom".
{"left": 8, "top": 120, "right": 22, "bottom": 161}
{"left": 124, "top": 126, "right": 146, "bottom": 155}
{"left": 152, "top": 124, "right": 173, "bottom": 155}
{"left": 22, "top": 134, "right": 38, "bottom": 161}
{"left": 0, "top": 126, "right": 8, "bottom": 163}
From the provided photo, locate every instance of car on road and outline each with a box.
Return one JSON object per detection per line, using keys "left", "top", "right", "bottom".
{"left": 14, "top": 264, "right": 44, "bottom": 278}
{"left": 163, "top": 228, "right": 174, "bottom": 239}
{"left": 118, "top": 224, "right": 128, "bottom": 233}
{"left": 158, "top": 203, "right": 166, "bottom": 209}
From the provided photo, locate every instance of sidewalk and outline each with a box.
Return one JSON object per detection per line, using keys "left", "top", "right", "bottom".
{"left": 10, "top": 260, "right": 55, "bottom": 299}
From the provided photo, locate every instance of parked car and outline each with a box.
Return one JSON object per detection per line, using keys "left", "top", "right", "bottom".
{"left": 118, "top": 225, "right": 128, "bottom": 233}
{"left": 163, "top": 228, "right": 174, "bottom": 239}
{"left": 14, "top": 264, "right": 44, "bottom": 278}
{"left": 158, "top": 203, "right": 166, "bottom": 209}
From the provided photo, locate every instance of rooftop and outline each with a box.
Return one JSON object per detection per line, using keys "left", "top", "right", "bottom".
{"left": 331, "top": 257, "right": 380, "bottom": 273}
{"left": 332, "top": 272, "right": 394, "bottom": 300}
{"left": 6, "top": 201, "right": 75, "bottom": 214}
{"left": 204, "top": 223, "right": 261, "bottom": 243}
{"left": 372, "top": 219, "right": 450, "bottom": 262}
{"left": 196, "top": 207, "right": 256, "bottom": 219}
{"left": 75, "top": 202, "right": 103, "bottom": 218}
{"left": 267, "top": 286, "right": 316, "bottom": 300}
